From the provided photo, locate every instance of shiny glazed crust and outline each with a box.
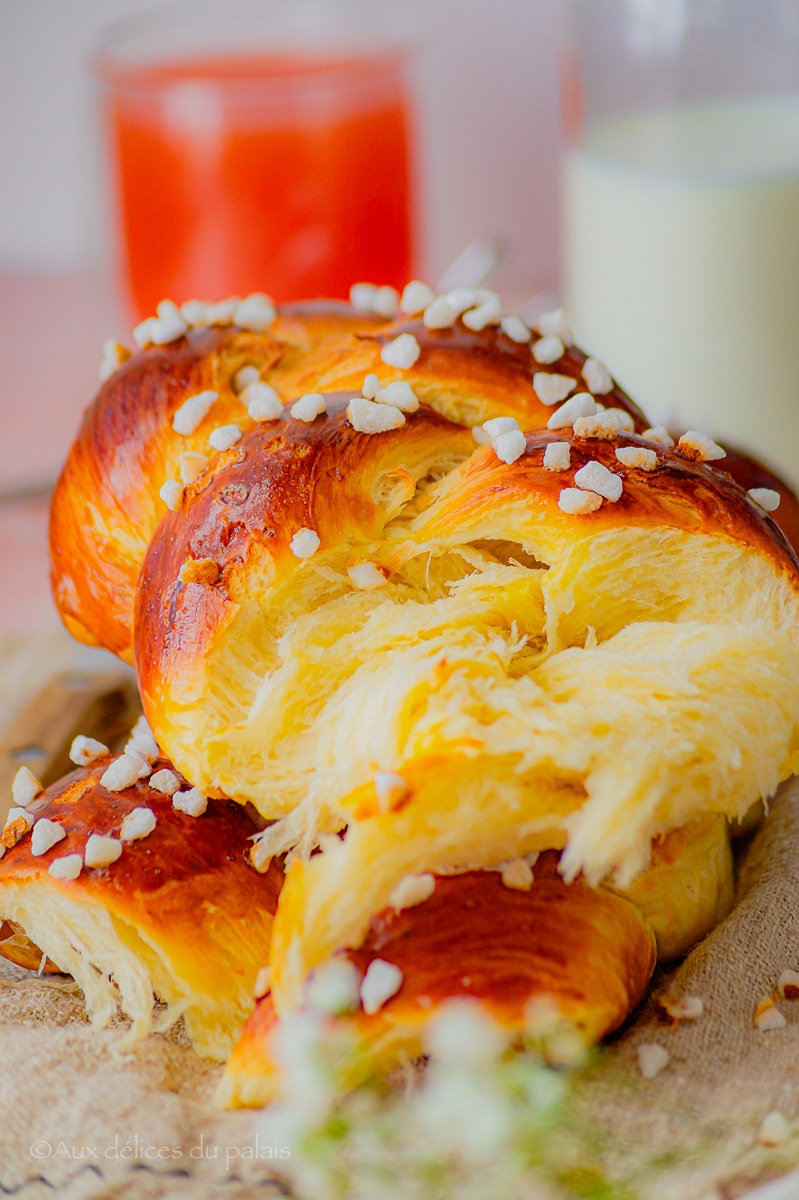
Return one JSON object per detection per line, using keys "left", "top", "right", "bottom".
{"left": 49, "top": 307, "right": 646, "bottom": 662}
{"left": 0, "top": 759, "right": 283, "bottom": 1058}
{"left": 219, "top": 854, "right": 656, "bottom": 1108}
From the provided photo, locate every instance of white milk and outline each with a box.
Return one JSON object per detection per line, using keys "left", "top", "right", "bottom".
{"left": 563, "top": 97, "right": 799, "bottom": 486}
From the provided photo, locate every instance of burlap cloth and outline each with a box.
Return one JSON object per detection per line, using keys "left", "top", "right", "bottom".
{"left": 3, "top": 634, "right": 799, "bottom": 1198}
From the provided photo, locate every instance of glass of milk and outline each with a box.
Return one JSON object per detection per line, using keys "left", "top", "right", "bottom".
{"left": 562, "top": 0, "right": 799, "bottom": 486}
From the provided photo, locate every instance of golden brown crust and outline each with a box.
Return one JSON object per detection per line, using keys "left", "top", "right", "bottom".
{"left": 0, "top": 759, "right": 283, "bottom": 985}
{"left": 345, "top": 856, "right": 656, "bottom": 1038}
{"left": 219, "top": 854, "right": 656, "bottom": 1107}
{"left": 412, "top": 429, "right": 799, "bottom": 579}
{"left": 49, "top": 306, "right": 648, "bottom": 664}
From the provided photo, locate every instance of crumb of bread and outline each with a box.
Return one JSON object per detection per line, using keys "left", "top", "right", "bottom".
{"left": 778, "top": 970, "right": 799, "bottom": 1000}
{"left": 362, "top": 373, "right": 380, "bottom": 399}
{"left": 535, "top": 309, "right": 573, "bottom": 347}
{"left": 375, "top": 381, "right": 419, "bottom": 412}
{"left": 159, "top": 480, "right": 184, "bottom": 511}
{"left": 463, "top": 296, "right": 503, "bottom": 331}
{"left": 754, "top": 997, "right": 786, "bottom": 1030}
{"left": 660, "top": 994, "right": 704, "bottom": 1021}
{"left": 209, "top": 424, "right": 242, "bottom": 452}
{"left": 101, "top": 755, "right": 145, "bottom": 793}
{"left": 234, "top": 293, "right": 277, "bottom": 332}
{"left": 759, "top": 1111, "right": 791, "bottom": 1147}
{"left": 233, "top": 365, "right": 260, "bottom": 393}
{"left": 400, "top": 280, "right": 435, "bottom": 315}
{"left": 99, "top": 338, "right": 130, "bottom": 382}
{"left": 643, "top": 425, "right": 674, "bottom": 447}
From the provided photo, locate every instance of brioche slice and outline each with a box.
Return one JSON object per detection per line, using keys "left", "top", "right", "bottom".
{"left": 218, "top": 854, "right": 657, "bottom": 1109}
{"left": 0, "top": 757, "right": 282, "bottom": 1059}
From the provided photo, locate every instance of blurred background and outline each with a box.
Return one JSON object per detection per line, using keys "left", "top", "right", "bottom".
{"left": 0, "top": 0, "right": 561, "bottom": 636}
{"left": 3, "top": 0, "right": 799, "bottom": 643}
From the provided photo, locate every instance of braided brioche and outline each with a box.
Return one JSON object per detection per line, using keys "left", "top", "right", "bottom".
{"left": 39, "top": 286, "right": 799, "bottom": 1102}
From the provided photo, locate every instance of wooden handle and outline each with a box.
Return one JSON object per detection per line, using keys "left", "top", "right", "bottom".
{"left": 0, "top": 671, "right": 141, "bottom": 828}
